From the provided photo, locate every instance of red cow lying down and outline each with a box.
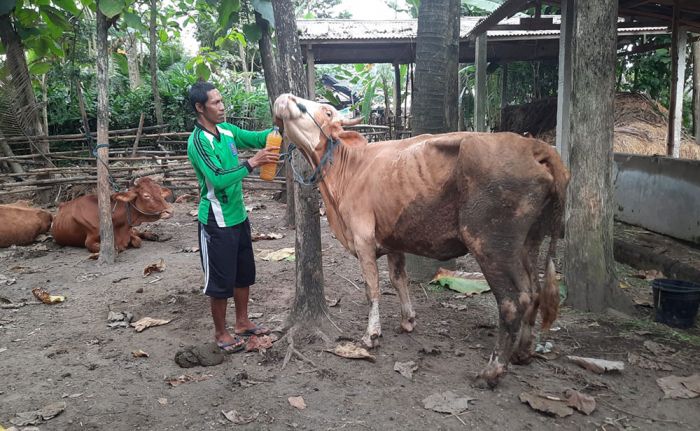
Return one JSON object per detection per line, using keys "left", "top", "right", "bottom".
{"left": 51, "top": 177, "right": 173, "bottom": 253}
{"left": 0, "top": 202, "right": 53, "bottom": 248}
{"left": 274, "top": 94, "right": 570, "bottom": 388}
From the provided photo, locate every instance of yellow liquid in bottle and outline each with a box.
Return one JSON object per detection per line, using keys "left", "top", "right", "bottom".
{"left": 259, "top": 129, "right": 282, "bottom": 181}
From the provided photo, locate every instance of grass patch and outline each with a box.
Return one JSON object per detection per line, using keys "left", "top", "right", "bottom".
{"left": 619, "top": 317, "right": 700, "bottom": 347}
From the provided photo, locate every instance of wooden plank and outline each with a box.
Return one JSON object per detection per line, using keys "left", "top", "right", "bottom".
{"left": 556, "top": 0, "right": 573, "bottom": 166}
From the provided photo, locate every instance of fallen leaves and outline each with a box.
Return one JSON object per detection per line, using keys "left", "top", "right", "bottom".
{"left": 519, "top": 392, "right": 573, "bottom": 417}
{"left": 627, "top": 352, "right": 673, "bottom": 371}
{"left": 31, "top": 288, "right": 65, "bottom": 304}
{"left": 143, "top": 258, "right": 166, "bottom": 277}
{"left": 326, "top": 342, "right": 376, "bottom": 362}
{"left": 132, "top": 349, "right": 149, "bottom": 358}
{"left": 107, "top": 311, "right": 133, "bottom": 329}
{"left": 251, "top": 232, "right": 284, "bottom": 241}
{"left": 429, "top": 268, "right": 490, "bottom": 295}
{"left": 10, "top": 401, "right": 66, "bottom": 426}
{"left": 643, "top": 340, "right": 676, "bottom": 356}
{"left": 564, "top": 389, "right": 596, "bottom": 415}
{"left": 288, "top": 396, "right": 306, "bottom": 410}
{"left": 222, "top": 409, "right": 259, "bottom": 424}
{"left": 567, "top": 355, "right": 624, "bottom": 374}
{"left": 245, "top": 335, "right": 274, "bottom": 352}
{"left": 167, "top": 374, "right": 213, "bottom": 387}
{"left": 422, "top": 391, "right": 474, "bottom": 415}
{"left": 256, "top": 247, "right": 295, "bottom": 262}
{"left": 656, "top": 374, "right": 700, "bottom": 399}
{"left": 325, "top": 296, "right": 341, "bottom": 307}
{"left": 130, "top": 317, "right": 171, "bottom": 332}
{"left": 394, "top": 360, "right": 418, "bottom": 380}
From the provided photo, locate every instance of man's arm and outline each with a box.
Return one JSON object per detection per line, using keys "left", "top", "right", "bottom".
{"left": 187, "top": 132, "right": 251, "bottom": 192}
{"left": 225, "top": 123, "right": 272, "bottom": 150}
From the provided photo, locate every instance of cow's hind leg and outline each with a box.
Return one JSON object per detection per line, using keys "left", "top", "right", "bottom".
{"left": 356, "top": 241, "right": 382, "bottom": 348}
{"left": 387, "top": 253, "right": 416, "bottom": 332}
{"left": 465, "top": 237, "right": 531, "bottom": 388}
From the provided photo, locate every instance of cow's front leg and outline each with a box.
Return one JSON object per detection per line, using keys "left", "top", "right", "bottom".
{"left": 129, "top": 229, "right": 143, "bottom": 249}
{"left": 356, "top": 242, "right": 381, "bottom": 348}
{"left": 85, "top": 234, "right": 101, "bottom": 254}
{"left": 387, "top": 253, "right": 416, "bottom": 332}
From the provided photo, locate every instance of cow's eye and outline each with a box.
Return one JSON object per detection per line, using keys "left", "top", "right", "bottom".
{"left": 325, "top": 110, "right": 332, "bottom": 118}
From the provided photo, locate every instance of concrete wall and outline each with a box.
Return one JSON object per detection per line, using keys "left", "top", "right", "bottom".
{"left": 613, "top": 154, "right": 700, "bottom": 244}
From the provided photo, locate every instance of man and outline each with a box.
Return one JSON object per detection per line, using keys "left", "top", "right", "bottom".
{"left": 187, "top": 81, "right": 279, "bottom": 352}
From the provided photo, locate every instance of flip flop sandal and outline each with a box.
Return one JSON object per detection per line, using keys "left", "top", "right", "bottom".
{"left": 235, "top": 324, "right": 271, "bottom": 337}
{"left": 217, "top": 337, "right": 245, "bottom": 353}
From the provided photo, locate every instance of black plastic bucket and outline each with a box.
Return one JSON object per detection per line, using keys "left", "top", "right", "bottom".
{"left": 652, "top": 279, "right": 700, "bottom": 329}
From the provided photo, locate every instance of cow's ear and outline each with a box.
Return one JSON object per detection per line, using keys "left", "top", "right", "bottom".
{"left": 161, "top": 187, "right": 174, "bottom": 202}
{"left": 114, "top": 190, "right": 138, "bottom": 202}
{"left": 336, "top": 131, "right": 368, "bottom": 147}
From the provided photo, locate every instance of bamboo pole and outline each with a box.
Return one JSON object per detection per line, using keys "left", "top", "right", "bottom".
{"left": 131, "top": 112, "right": 146, "bottom": 156}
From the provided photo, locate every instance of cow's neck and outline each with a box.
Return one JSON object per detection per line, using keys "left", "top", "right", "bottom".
{"left": 311, "top": 142, "right": 362, "bottom": 248}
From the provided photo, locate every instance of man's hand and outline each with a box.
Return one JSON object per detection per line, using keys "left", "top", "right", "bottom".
{"left": 247, "top": 148, "right": 280, "bottom": 168}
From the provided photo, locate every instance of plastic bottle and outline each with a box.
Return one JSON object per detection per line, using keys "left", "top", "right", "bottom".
{"left": 259, "top": 127, "right": 282, "bottom": 181}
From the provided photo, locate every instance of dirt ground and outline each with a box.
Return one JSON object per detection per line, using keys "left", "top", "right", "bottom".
{"left": 1, "top": 190, "right": 699, "bottom": 430}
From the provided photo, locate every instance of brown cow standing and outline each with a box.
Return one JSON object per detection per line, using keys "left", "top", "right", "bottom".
{"left": 274, "top": 94, "right": 570, "bottom": 388}
{"left": 51, "top": 177, "right": 173, "bottom": 253}
{"left": 0, "top": 202, "right": 53, "bottom": 248}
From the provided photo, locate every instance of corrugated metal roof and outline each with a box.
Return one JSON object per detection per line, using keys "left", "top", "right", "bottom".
{"left": 297, "top": 17, "right": 666, "bottom": 42}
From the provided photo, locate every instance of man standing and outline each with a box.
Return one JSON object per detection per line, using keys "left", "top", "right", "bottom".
{"left": 187, "top": 81, "right": 278, "bottom": 352}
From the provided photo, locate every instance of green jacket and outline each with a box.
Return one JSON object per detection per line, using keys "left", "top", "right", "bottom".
{"left": 187, "top": 121, "right": 272, "bottom": 227}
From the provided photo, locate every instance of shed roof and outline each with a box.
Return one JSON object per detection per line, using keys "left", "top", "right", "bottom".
{"left": 296, "top": 17, "right": 667, "bottom": 64}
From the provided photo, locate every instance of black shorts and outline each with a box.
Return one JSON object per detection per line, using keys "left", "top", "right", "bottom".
{"left": 198, "top": 218, "right": 256, "bottom": 298}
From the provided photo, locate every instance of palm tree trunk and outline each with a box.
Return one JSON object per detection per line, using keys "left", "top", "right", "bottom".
{"left": 149, "top": 0, "right": 164, "bottom": 126}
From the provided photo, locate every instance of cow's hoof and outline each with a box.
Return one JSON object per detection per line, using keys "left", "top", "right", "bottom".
{"left": 400, "top": 317, "right": 416, "bottom": 333}
{"left": 361, "top": 332, "right": 381, "bottom": 349}
{"left": 511, "top": 351, "right": 533, "bottom": 365}
{"left": 474, "top": 357, "right": 505, "bottom": 389}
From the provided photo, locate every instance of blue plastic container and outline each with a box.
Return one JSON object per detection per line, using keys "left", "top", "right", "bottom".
{"left": 652, "top": 279, "right": 700, "bottom": 329}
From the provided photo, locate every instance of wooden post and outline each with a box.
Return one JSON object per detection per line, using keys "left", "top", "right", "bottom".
{"left": 564, "top": 0, "right": 629, "bottom": 313}
{"left": 500, "top": 63, "right": 508, "bottom": 110}
{"left": 0, "top": 131, "right": 24, "bottom": 175}
{"left": 306, "top": 46, "right": 315, "bottom": 100}
{"left": 694, "top": 40, "right": 700, "bottom": 145}
{"left": 96, "top": 3, "right": 115, "bottom": 264}
{"left": 131, "top": 112, "right": 145, "bottom": 156}
{"left": 474, "top": 33, "right": 487, "bottom": 132}
{"left": 556, "top": 0, "right": 574, "bottom": 166}
{"left": 667, "top": 5, "right": 687, "bottom": 158}
{"left": 393, "top": 62, "right": 402, "bottom": 135}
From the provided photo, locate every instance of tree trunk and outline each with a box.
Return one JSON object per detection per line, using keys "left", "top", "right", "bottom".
{"left": 125, "top": 32, "right": 142, "bottom": 90}
{"left": 406, "top": 0, "right": 460, "bottom": 281}
{"left": 149, "top": 0, "right": 164, "bottom": 126}
{"left": 694, "top": 40, "right": 700, "bottom": 145}
{"left": 0, "top": 13, "right": 48, "bottom": 154}
{"left": 564, "top": 0, "right": 628, "bottom": 312}
{"left": 0, "top": 131, "right": 24, "bottom": 174}
{"left": 256, "top": 12, "right": 283, "bottom": 106}
{"left": 272, "top": 0, "right": 328, "bottom": 329}
{"left": 273, "top": 1, "right": 308, "bottom": 227}
{"left": 96, "top": 4, "right": 116, "bottom": 264}
{"left": 41, "top": 74, "right": 49, "bottom": 135}
{"left": 238, "top": 43, "right": 253, "bottom": 92}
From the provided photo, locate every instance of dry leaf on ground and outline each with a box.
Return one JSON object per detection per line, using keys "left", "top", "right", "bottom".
{"left": 567, "top": 356, "right": 624, "bottom": 374}
{"left": 31, "top": 288, "right": 65, "bottom": 304}
{"left": 256, "top": 248, "right": 295, "bottom": 261}
{"left": 167, "top": 374, "right": 213, "bottom": 387}
{"left": 288, "top": 396, "right": 306, "bottom": 410}
{"left": 422, "top": 391, "right": 474, "bottom": 414}
{"left": 394, "top": 361, "right": 418, "bottom": 380}
{"left": 251, "top": 232, "right": 284, "bottom": 241}
{"left": 222, "top": 409, "right": 259, "bottom": 425}
{"left": 245, "top": 335, "right": 274, "bottom": 352}
{"left": 327, "top": 342, "right": 376, "bottom": 362}
{"left": 325, "top": 296, "right": 341, "bottom": 307}
{"left": 564, "top": 389, "right": 596, "bottom": 415}
{"left": 10, "top": 401, "right": 66, "bottom": 426}
{"left": 656, "top": 374, "right": 700, "bottom": 399}
{"left": 143, "top": 258, "right": 166, "bottom": 277}
{"left": 132, "top": 349, "right": 149, "bottom": 358}
{"left": 643, "top": 340, "right": 676, "bottom": 356}
{"left": 627, "top": 352, "right": 672, "bottom": 371}
{"left": 188, "top": 209, "right": 198, "bottom": 217}
{"left": 519, "top": 392, "right": 573, "bottom": 417}
{"left": 131, "top": 317, "right": 171, "bottom": 332}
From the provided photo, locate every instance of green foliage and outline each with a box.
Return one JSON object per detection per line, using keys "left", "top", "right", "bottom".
{"left": 293, "top": 0, "right": 349, "bottom": 19}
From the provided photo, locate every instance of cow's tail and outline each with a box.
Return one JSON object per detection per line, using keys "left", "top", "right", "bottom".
{"left": 538, "top": 145, "right": 569, "bottom": 332}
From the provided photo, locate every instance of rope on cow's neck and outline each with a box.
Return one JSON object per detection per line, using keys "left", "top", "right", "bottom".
{"left": 284, "top": 102, "right": 341, "bottom": 187}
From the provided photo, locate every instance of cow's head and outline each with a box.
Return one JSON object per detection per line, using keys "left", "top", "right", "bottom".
{"left": 273, "top": 94, "right": 364, "bottom": 166}
{"left": 114, "top": 177, "right": 174, "bottom": 221}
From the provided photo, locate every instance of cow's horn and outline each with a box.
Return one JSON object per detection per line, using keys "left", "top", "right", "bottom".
{"left": 133, "top": 177, "right": 141, "bottom": 186}
{"left": 341, "top": 117, "right": 362, "bottom": 126}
